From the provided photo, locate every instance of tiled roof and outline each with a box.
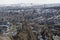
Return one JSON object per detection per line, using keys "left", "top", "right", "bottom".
{"left": 0, "top": 22, "right": 7, "bottom": 25}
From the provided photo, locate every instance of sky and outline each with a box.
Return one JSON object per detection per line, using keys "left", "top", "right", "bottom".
{"left": 0, "top": 0, "right": 60, "bottom": 5}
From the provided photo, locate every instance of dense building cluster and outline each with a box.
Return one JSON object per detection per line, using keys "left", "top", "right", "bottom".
{"left": 0, "top": 5, "right": 60, "bottom": 40}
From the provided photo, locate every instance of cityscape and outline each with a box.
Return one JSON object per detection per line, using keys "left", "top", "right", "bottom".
{"left": 0, "top": 4, "right": 60, "bottom": 40}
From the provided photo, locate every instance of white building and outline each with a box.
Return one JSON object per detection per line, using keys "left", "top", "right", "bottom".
{"left": 0, "top": 22, "right": 11, "bottom": 33}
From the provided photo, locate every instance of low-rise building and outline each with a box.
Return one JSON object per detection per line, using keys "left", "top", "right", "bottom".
{"left": 0, "top": 22, "right": 11, "bottom": 33}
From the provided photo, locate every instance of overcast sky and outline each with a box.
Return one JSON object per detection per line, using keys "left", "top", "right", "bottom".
{"left": 0, "top": 0, "right": 60, "bottom": 5}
